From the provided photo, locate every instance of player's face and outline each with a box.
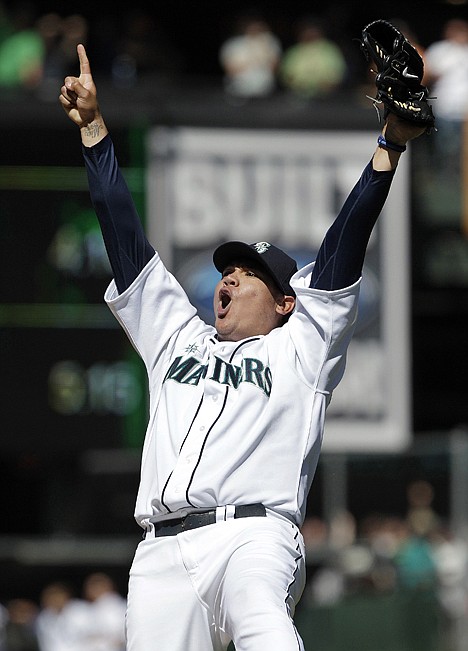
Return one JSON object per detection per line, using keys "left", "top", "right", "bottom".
{"left": 213, "top": 260, "right": 294, "bottom": 341}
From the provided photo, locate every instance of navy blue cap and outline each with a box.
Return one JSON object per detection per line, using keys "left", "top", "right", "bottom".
{"left": 213, "top": 241, "right": 298, "bottom": 296}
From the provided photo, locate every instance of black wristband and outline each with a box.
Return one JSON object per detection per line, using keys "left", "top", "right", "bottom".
{"left": 377, "top": 134, "right": 407, "bottom": 153}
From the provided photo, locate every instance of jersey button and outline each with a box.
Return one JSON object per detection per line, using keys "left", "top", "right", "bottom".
{"left": 199, "top": 426, "right": 205, "bottom": 431}
{"left": 212, "top": 395, "right": 218, "bottom": 402}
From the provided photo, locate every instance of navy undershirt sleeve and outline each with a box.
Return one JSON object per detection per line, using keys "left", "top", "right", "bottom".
{"left": 310, "top": 161, "right": 396, "bottom": 290}
{"left": 82, "top": 134, "right": 155, "bottom": 294}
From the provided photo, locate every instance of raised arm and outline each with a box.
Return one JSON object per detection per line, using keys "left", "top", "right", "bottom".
{"left": 59, "top": 44, "right": 154, "bottom": 293}
{"left": 310, "top": 114, "right": 426, "bottom": 290}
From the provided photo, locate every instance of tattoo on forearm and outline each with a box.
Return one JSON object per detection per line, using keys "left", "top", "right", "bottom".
{"left": 84, "top": 122, "right": 102, "bottom": 139}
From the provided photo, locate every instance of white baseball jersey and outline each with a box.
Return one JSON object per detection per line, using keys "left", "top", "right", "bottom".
{"left": 105, "top": 252, "right": 360, "bottom": 529}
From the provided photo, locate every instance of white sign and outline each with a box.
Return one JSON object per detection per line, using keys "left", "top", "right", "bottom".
{"left": 147, "top": 127, "right": 411, "bottom": 452}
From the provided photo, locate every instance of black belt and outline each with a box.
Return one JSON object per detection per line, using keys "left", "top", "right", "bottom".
{"left": 151, "top": 503, "right": 266, "bottom": 537}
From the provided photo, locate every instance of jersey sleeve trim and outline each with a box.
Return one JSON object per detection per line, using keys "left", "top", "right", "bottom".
{"left": 104, "top": 251, "right": 160, "bottom": 305}
{"left": 291, "top": 261, "right": 361, "bottom": 298}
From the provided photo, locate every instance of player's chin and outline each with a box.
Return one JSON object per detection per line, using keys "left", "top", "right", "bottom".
{"left": 214, "top": 317, "right": 228, "bottom": 338}
{"left": 214, "top": 318, "right": 237, "bottom": 342}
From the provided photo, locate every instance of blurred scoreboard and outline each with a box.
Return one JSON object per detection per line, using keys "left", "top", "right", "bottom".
{"left": 0, "top": 130, "right": 147, "bottom": 462}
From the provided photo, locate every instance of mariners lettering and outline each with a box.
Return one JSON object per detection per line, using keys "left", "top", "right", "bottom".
{"left": 164, "top": 355, "right": 271, "bottom": 397}
{"left": 210, "top": 356, "right": 242, "bottom": 388}
{"left": 243, "top": 358, "right": 272, "bottom": 395}
{"left": 163, "top": 356, "right": 203, "bottom": 383}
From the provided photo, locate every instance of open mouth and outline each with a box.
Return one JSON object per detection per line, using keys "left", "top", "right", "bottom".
{"left": 217, "top": 289, "right": 232, "bottom": 317}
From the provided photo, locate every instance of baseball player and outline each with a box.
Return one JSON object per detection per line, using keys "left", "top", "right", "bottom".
{"left": 59, "top": 43, "right": 426, "bottom": 651}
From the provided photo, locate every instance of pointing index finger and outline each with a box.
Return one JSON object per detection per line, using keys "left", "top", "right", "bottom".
{"left": 77, "top": 43, "right": 91, "bottom": 75}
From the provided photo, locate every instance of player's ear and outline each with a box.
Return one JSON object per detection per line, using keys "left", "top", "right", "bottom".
{"left": 275, "top": 295, "right": 295, "bottom": 317}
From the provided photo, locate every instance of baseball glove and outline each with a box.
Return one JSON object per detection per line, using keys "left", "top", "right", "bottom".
{"left": 360, "top": 19, "right": 435, "bottom": 131}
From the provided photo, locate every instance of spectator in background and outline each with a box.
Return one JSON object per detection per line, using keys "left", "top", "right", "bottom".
{"left": 279, "top": 16, "right": 346, "bottom": 99}
{"left": 2, "top": 599, "right": 40, "bottom": 651}
{"left": 392, "top": 481, "right": 439, "bottom": 591}
{"left": 0, "top": 7, "right": 89, "bottom": 99}
{"left": 424, "top": 19, "right": 468, "bottom": 182}
{"left": 35, "top": 13, "right": 89, "bottom": 101}
{"left": 58, "top": 15, "right": 89, "bottom": 77}
{"left": 35, "top": 12, "right": 66, "bottom": 82}
{"left": 35, "top": 582, "right": 89, "bottom": 651}
{"left": 112, "top": 9, "right": 184, "bottom": 88}
{"left": 405, "top": 479, "right": 439, "bottom": 538}
{"left": 301, "top": 516, "right": 328, "bottom": 557}
{"left": 0, "top": 1, "right": 44, "bottom": 89}
{"left": 219, "top": 12, "right": 282, "bottom": 99}
{"left": 393, "top": 523, "right": 437, "bottom": 590}
{"left": 431, "top": 524, "right": 468, "bottom": 649}
{"left": 82, "top": 573, "right": 126, "bottom": 651}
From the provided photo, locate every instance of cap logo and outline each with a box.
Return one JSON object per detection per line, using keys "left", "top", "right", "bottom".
{"left": 253, "top": 242, "right": 271, "bottom": 254}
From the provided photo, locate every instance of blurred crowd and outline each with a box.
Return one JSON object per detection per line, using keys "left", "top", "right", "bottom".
{"left": 0, "top": 1, "right": 183, "bottom": 99}
{"left": 218, "top": 11, "right": 353, "bottom": 101}
{"left": 0, "top": 1, "right": 467, "bottom": 110}
{"left": 0, "top": 3, "right": 358, "bottom": 99}
{"left": 301, "top": 480, "right": 468, "bottom": 649}
{"left": 0, "top": 572, "right": 126, "bottom": 651}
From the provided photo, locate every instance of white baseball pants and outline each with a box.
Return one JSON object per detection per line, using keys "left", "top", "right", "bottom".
{"left": 125, "top": 514, "right": 306, "bottom": 651}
